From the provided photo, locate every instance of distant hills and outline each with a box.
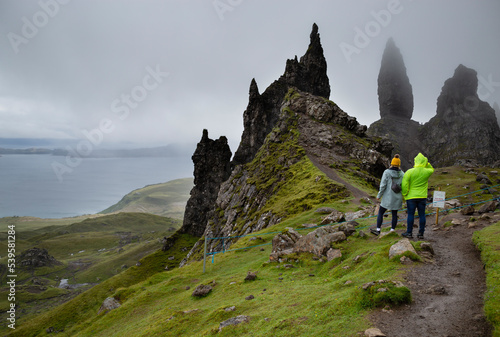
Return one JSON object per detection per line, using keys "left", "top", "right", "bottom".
{"left": 100, "top": 178, "right": 193, "bottom": 219}
{"left": 0, "top": 139, "right": 195, "bottom": 158}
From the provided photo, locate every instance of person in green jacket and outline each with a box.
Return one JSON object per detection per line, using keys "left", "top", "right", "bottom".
{"left": 401, "top": 153, "right": 434, "bottom": 239}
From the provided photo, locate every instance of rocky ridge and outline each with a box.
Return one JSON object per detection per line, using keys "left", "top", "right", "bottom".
{"left": 232, "top": 23, "right": 330, "bottom": 166}
{"left": 182, "top": 88, "right": 391, "bottom": 261}
{"left": 180, "top": 24, "right": 392, "bottom": 263}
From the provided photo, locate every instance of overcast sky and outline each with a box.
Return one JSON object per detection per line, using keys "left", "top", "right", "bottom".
{"left": 1, "top": 0, "right": 499, "bottom": 152}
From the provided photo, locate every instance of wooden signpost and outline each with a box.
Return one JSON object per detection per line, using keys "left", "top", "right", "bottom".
{"left": 433, "top": 188, "right": 446, "bottom": 225}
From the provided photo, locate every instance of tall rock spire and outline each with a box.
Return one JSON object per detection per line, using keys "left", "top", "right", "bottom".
{"left": 377, "top": 38, "right": 413, "bottom": 120}
{"left": 179, "top": 129, "right": 232, "bottom": 237}
{"left": 232, "top": 23, "right": 330, "bottom": 165}
{"left": 283, "top": 23, "right": 330, "bottom": 98}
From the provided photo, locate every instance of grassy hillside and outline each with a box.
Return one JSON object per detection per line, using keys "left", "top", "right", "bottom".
{"left": 6, "top": 208, "right": 411, "bottom": 336}
{"left": 473, "top": 220, "right": 500, "bottom": 336}
{"left": 0, "top": 212, "right": 183, "bottom": 333}
{"left": 2, "top": 163, "right": 498, "bottom": 335}
{"left": 100, "top": 178, "right": 193, "bottom": 219}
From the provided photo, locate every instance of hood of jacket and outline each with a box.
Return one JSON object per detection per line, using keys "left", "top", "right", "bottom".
{"left": 413, "top": 153, "right": 428, "bottom": 168}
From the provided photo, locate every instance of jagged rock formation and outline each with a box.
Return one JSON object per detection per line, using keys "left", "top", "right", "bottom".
{"left": 369, "top": 40, "right": 500, "bottom": 168}
{"left": 232, "top": 23, "right": 330, "bottom": 166}
{"left": 377, "top": 38, "right": 414, "bottom": 120}
{"left": 181, "top": 23, "right": 330, "bottom": 242}
{"left": 181, "top": 88, "right": 391, "bottom": 262}
{"left": 420, "top": 64, "right": 500, "bottom": 167}
{"left": 179, "top": 24, "right": 391, "bottom": 265}
{"left": 178, "top": 129, "right": 232, "bottom": 237}
{"left": 368, "top": 38, "right": 419, "bottom": 169}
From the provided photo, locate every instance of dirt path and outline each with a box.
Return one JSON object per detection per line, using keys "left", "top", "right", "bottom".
{"left": 306, "top": 154, "right": 373, "bottom": 204}
{"left": 369, "top": 211, "right": 499, "bottom": 337}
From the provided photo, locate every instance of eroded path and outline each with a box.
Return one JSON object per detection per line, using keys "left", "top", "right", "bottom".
{"left": 307, "top": 154, "right": 373, "bottom": 204}
{"left": 370, "top": 212, "right": 498, "bottom": 337}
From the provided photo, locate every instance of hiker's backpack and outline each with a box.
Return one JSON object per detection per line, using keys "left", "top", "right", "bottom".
{"left": 391, "top": 177, "right": 402, "bottom": 193}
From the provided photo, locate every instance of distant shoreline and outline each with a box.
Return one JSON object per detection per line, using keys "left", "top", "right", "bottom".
{"left": 0, "top": 147, "right": 193, "bottom": 158}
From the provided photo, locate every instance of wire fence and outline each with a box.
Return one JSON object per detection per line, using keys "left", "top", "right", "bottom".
{"left": 202, "top": 183, "right": 500, "bottom": 272}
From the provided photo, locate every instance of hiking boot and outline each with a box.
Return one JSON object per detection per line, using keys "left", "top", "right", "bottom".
{"left": 370, "top": 228, "right": 380, "bottom": 236}
{"left": 417, "top": 233, "right": 424, "bottom": 240}
{"left": 401, "top": 232, "right": 413, "bottom": 238}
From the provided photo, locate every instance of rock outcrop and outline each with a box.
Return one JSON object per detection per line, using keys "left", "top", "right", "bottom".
{"left": 420, "top": 64, "right": 500, "bottom": 167}
{"left": 183, "top": 88, "right": 390, "bottom": 260}
{"left": 178, "top": 129, "right": 232, "bottom": 237}
{"left": 232, "top": 23, "right": 330, "bottom": 166}
{"left": 368, "top": 38, "right": 420, "bottom": 169}
{"left": 180, "top": 24, "right": 391, "bottom": 265}
{"left": 17, "top": 247, "right": 61, "bottom": 269}
{"left": 98, "top": 297, "right": 121, "bottom": 315}
{"left": 369, "top": 40, "right": 500, "bottom": 168}
{"left": 377, "top": 38, "right": 414, "bottom": 120}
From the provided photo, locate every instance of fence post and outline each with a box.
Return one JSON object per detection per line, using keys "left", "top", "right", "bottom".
{"left": 203, "top": 236, "right": 207, "bottom": 273}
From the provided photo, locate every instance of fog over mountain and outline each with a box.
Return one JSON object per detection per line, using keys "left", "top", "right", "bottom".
{"left": 0, "top": 0, "right": 499, "bottom": 153}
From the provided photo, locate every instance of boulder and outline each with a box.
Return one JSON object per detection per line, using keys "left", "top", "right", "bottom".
{"left": 339, "top": 222, "right": 356, "bottom": 237}
{"left": 244, "top": 272, "right": 257, "bottom": 281}
{"left": 219, "top": 315, "right": 250, "bottom": 332}
{"left": 345, "top": 210, "right": 367, "bottom": 221}
{"left": 445, "top": 199, "right": 461, "bottom": 209}
{"left": 388, "top": 239, "right": 417, "bottom": 260}
{"left": 365, "top": 327, "right": 386, "bottom": 337}
{"left": 270, "top": 228, "right": 302, "bottom": 261}
{"left": 326, "top": 248, "right": 342, "bottom": 261}
{"left": 460, "top": 205, "right": 475, "bottom": 215}
{"left": 293, "top": 226, "right": 346, "bottom": 257}
{"left": 320, "top": 209, "right": 345, "bottom": 225}
{"left": 478, "top": 201, "right": 499, "bottom": 214}
{"left": 476, "top": 173, "right": 492, "bottom": 185}
{"left": 315, "top": 207, "right": 335, "bottom": 214}
{"left": 191, "top": 284, "right": 212, "bottom": 297}
{"left": 98, "top": 297, "right": 121, "bottom": 315}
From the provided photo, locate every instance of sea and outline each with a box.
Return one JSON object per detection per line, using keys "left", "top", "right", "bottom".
{"left": 0, "top": 154, "right": 193, "bottom": 219}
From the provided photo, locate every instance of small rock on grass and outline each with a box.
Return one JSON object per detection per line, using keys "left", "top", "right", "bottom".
{"left": 364, "top": 327, "right": 386, "bottom": 337}
{"left": 244, "top": 271, "right": 257, "bottom": 281}
{"left": 219, "top": 315, "right": 250, "bottom": 331}
{"left": 191, "top": 284, "right": 212, "bottom": 297}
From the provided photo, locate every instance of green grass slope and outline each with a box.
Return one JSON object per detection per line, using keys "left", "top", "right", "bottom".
{"left": 473, "top": 220, "right": 500, "bottom": 336}
{"left": 0, "top": 213, "right": 183, "bottom": 333}
{"left": 100, "top": 178, "right": 193, "bottom": 219}
{"left": 7, "top": 216, "right": 412, "bottom": 337}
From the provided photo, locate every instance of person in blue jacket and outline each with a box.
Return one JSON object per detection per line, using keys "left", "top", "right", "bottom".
{"left": 371, "top": 154, "right": 404, "bottom": 235}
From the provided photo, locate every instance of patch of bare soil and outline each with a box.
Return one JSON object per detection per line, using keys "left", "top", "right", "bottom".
{"left": 369, "top": 211, "right": 500, "bottom": 337}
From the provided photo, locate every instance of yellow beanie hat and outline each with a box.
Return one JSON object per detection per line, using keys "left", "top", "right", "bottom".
{"left": 391, "top": 154, "right": 401, "bottom": 167}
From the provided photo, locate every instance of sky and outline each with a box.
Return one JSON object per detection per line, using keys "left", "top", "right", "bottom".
{"left": 0, "top": 0, "right": 499, "bottom": 153}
